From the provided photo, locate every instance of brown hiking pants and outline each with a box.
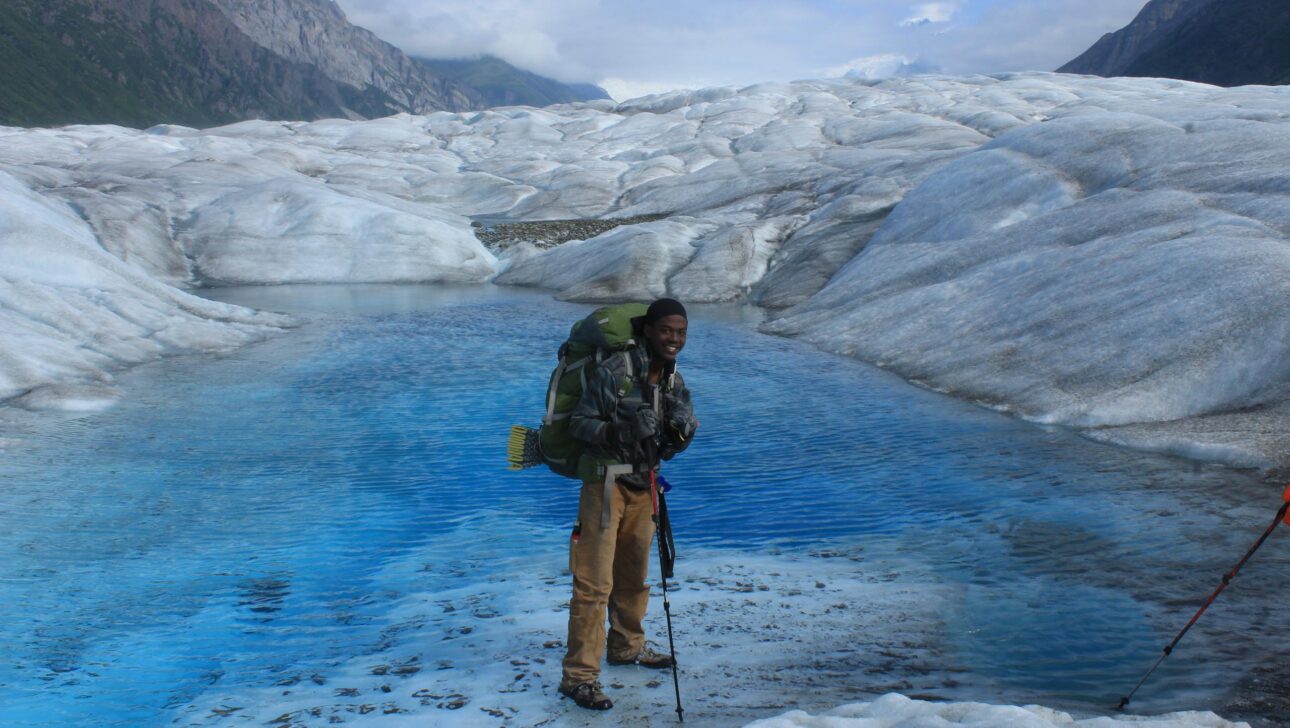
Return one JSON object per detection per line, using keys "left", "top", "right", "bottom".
{"left": 561, "top": 478, "right": 656, "bottom": 686}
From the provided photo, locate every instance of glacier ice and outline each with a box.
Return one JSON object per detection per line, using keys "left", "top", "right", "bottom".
{"left": 3, "top": 73, "right": 1290, "bottom": 463}
{"left": 184, "top": 177, "right": 494, "bottom": 285}
{"left": 0, "top": 170, "right": 289, "bottom": 406}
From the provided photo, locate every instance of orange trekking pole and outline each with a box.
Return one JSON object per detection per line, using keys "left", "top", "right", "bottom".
{"left": 1116, "top": 485, "right": 1290, "bottom": 710}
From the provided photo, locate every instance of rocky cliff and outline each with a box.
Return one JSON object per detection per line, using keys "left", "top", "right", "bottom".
{"left": 0, "top": 0, "right": 604, "bottom": 128}
{"left": 0, "top": 0, "right": 407, "bottom": 128}
{"left": 1059, "top": 0, "right": 1216, "bottom": 77}
{"left": 1059, "top": 0, "right": 1290, "bottom": 87}
{"left": 206, "top": 0, "right": 480, "bottom": 113}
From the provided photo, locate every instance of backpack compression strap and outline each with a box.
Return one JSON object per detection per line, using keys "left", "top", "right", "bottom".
{"left": 543, "top": 355, "right": 567, "bottom": 426}
{"left": 543, "top": 352, "right": 595, "bottom": 425}
{"left": 545, "top": 348, "right": 637, "bottom": 425}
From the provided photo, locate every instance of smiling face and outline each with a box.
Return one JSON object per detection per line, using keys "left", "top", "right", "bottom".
{"left": 643, "top": 314, "right": 688, "bottom": 363}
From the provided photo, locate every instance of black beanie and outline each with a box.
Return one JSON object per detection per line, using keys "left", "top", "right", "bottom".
{"left": 645, "top": 298, "right": 687, "bottom": 324}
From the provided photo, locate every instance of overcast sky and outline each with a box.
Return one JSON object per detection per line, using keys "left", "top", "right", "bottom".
{"left": 334, "top": 0, "right": 1148, "bottom": 100}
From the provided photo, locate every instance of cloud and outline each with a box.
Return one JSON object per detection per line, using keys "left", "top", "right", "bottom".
{"left": 900, "top": 2, "right": 960, "bottom": 27}
{"left": 487, "top": 27, "right": 565, "bottom": 75}
{"left": 331, "top": 0, "right": 1146, "bottom": 93}
{"left": 926, "top": 0, "right": 1148, "bottom": 75}
{"left": 597, "top": 78, "right": 703, "bottom": 102}
{"left": 338, "top": 0, "right": 598, "bottom": 81}
{"left": 818, "top": 54, "right": 940, "bottom": 80}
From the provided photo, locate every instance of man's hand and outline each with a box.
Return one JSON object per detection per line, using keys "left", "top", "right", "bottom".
{"left": 604, "top": 407, "right": 660, "bottom": 445}
{"left": 663, "top": 390, "right": 697, "bottom": 441}
{"left": 626, "top": 406, "right": 660, "bottom": 441}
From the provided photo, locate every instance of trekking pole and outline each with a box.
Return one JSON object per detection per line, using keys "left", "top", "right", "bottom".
{"left": 650, "top": 466, "right": 684, "bottom": 723}
{"left": 1116, "top": 486, "right": 1290, "bottom": 710}
{"left": 641, "top": 402, "right": 684, "bottom": 723}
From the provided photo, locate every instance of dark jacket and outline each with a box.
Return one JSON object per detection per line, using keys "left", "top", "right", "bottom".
{"left": 569, "top": 342, "right": 695, "bottom": 487}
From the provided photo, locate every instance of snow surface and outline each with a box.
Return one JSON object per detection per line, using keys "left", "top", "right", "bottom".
{"left": 747, "top": 694, "right": 1248, "bottom": 728}
{"left": 3, "top": 74, "right": 1290, "bottom": 457}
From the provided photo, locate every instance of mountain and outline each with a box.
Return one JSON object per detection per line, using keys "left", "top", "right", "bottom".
{"left": 0, "top": 0, "right": 422, "bottom": 128}
{"left": 1058, "top": 0, "right": 1215, "bottom": 78}
{"left": 0, "top": 0, "right": 605, "bottom": 129}
{"left": 205, "top": 0, "right": 479, "bottom": 114}
{"left": 417, "top": 55, "right": 610, "bottom": 107}
{"left": 566, "top": 83, "right": 614, "bottom": 102}
{"left": 1059, "top": 0, "right": 1290, "bottom": 86}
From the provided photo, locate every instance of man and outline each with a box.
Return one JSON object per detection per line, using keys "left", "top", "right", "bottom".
{"left": 559, "top": 297, "right": 699, "bottom": 711}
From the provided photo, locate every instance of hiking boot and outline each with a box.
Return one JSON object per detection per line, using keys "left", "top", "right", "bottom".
{"left": 559, "top": 681, "right": 613, "bottom": 710}
{"left": 608, "top": 646, "right": 675, "bottom": 669}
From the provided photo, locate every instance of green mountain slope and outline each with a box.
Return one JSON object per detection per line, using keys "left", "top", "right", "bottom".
{"left": 0, "top": 0, "right": 401, "bottom": 128}
{"left": 0, "top": 1, "right": 608, "bottom": 128}
{"left": 416, "top": 55, "right": 610, "bottom": 108}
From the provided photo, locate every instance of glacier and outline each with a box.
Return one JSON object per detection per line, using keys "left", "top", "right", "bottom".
{"left": 2, "top": 71, "right": 1283, "bottom": 727}
{"left": 2, "top": 73, "right": 1289, "bottom": 459}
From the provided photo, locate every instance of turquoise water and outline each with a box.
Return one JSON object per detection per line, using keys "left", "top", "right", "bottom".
{"left": 0, "top": 285, "right": 1286, "bottom": 726}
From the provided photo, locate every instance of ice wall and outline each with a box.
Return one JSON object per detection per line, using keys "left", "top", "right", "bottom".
{"left": 762, "top": 83, "right": 1290, "bottom": 466}
{"left": 0, "top": 171, "right": 289, "bottom": 407}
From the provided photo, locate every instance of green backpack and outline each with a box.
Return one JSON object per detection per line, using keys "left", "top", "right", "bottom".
{"left": 508, "top": 303, "right": 646, "bottom": 478}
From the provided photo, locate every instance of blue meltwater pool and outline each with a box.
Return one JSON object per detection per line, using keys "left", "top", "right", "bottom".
{"left": 0, "top": 285, "right": 1286, "bottom": 727}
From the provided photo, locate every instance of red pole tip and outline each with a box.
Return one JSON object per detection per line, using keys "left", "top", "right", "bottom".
{"left": 1283, "top": 485, "right": 1290, "bottom": 525}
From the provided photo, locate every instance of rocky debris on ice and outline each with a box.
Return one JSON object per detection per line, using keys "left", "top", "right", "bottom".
{"left": 471, "top": 213, "right": 668, "bottom": 252}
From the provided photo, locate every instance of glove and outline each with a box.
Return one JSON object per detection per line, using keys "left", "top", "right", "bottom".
{"left": 603, "top": 407, "right": 659, "bottom": 445}
{"left": 663, "top": 390, "right": 697, "bottom": 441}
{"left": 625, "top": 406, "right": 660, "bottom": 442}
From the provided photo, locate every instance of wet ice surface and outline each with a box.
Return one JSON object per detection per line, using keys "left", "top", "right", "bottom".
{"left": 0, "top": 286, "right": 1286, "bottom": 727}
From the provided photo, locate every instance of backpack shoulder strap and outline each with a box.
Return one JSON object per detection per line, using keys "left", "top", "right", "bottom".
{"left": 621, "top": 350, "right": 634, "bottom": 379}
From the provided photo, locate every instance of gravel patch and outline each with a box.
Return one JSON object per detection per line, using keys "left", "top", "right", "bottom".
{"left": 471, "top": 214, "right": 669, "bottom": 252}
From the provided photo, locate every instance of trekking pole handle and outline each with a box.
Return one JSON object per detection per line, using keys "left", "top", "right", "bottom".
{"left": 639, "top": 378, "right": 661, "bottom": 476}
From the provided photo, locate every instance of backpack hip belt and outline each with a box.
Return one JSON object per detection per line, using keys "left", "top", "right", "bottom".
{"left": 599, "top": 464, "right": 635, "bottom": 528}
